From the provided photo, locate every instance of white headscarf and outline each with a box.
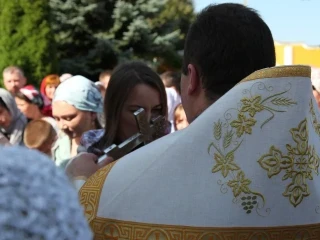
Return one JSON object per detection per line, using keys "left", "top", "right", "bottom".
{"left": 59, "top": 73, "right": 73, "bottom": 82}
{"left": 53, "top": 75, "right": 103, "bottom": 113}
{"left": 0, "top": 88, "right": 27, "bottom": 145}
{"left": 0, "top": 146, "right": 92, "bottom": 239}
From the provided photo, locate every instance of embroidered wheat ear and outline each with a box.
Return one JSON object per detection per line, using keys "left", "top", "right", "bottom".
{"left": 214, "top": 120, "right": 222, "bottom": 140}
{"left": 270, "top": 97, "right": 297, "bottom": 106}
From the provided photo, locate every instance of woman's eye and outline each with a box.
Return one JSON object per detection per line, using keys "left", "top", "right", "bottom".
{"left": 64, "top": 116, "right": 74, "bottom": 121}
{"left": 153, "top": 108, "right": 162, "bottom": 113}
{"left": 151, "top": 108, "right": 162, "bottom": 117}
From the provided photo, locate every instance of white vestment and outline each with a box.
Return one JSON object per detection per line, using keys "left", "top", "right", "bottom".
{"left": 79, "top": 65, "right": 320, "bottom": 239}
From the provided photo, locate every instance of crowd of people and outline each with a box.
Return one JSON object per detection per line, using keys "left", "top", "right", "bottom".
{"left": 0, "top": 62, "right": 188, "bottom": 165}
{"left": 0, "top": 2, "right": 320, "bottom": 240}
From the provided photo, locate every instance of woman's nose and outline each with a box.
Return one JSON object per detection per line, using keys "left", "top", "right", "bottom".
{"left": 57, "top": 120, "right": 66, "bottom": 130}
{"left": 145, "top": 111, "right": 152, "bottom": 123}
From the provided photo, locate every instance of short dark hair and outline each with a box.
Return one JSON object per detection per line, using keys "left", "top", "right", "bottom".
{"left": 160, "top": 71, "right": 181, "bottom": 94}
{"left": 182, "top": 3, "right": 275, "bottom": 99}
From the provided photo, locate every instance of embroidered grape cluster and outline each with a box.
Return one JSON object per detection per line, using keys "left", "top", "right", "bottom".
{"left": 241, "top": 195, "right": 257, "bottom": 214}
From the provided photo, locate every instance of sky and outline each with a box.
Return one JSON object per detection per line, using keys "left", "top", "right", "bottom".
{"left": 193, "top": 0, "right": 320, "bottom": 45}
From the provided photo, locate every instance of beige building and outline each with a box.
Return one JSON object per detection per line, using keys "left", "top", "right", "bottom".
{"left": 275, "top": 41, "right": 320, "bottom": 67}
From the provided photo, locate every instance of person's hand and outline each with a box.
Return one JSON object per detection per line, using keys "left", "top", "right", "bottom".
{"left": 65, "top": 152, "right": 114, "bottom": 180}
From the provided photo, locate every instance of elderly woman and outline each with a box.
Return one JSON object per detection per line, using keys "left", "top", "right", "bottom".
{"left": 52, "top": 75, "right": 103, "bottom": 168}
{"left": 0, "top": 146, "right": 91, "bottom": 239}
{"left": 0, "top": 89, "right": 27, "bottom": 145}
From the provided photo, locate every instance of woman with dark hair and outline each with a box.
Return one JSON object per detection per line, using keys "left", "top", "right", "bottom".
{"left": 15, "top": 85, "right": 58, "bottom": 132}
{"left": 0, "top": 89, "right": 27, "bottom": 145}
{"left": 79, "top": 61, "right": 168, "bottom": 158}
{"left": 15, "top": 86, "right": 49, "bottom": 120}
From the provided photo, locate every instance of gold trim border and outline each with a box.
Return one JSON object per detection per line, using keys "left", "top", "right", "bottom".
{"left": 240, "top": 65, "right": 311, "bottom": 83}
{"left": 79, "top": 161, "right": 117, "bottom": 223}
{"left": 91, "top": 217, "right": 320, "bottom": 240}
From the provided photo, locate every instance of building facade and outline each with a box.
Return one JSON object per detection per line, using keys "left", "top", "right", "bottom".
{"left": 275, "top": 41, "right": 320, "bottom": 67}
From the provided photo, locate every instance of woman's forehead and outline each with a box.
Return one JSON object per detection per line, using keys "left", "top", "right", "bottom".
{"left": 0, "top": 105, "right": 7, "bottom": 111}
{"left": 15, "top": 97, "right": 27, "bottom": 104}
{"left": 126, "top": 84, "right": 161, "bottom": 104}
{"left": 127, "top": 84, "right": 160, "bottom": 102}
{"left": 52, "top": 101, "right": 79, "bottom": 115}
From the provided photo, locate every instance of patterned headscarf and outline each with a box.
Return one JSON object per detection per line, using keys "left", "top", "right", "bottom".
{"left": 0, "top": 146, "right": 92, "bottom": 239}
{"left": 19, "top": 85, "right": 45, "bottom": 109}
{"left": 53, "top": 75, "right": 103, "bottom": 113}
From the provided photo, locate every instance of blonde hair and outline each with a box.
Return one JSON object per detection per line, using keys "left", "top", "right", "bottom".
{"left": 174, "top": 104, "right": 185, "bottom": 130}
{"left": 99, "top": 70, "right": 112, "bottom": 82}
{"left": 23, "top": 120, "right": 56, "bottom": 150}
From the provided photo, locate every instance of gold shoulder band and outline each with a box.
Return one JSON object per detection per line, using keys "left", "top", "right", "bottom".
{"left": 241, "top": 65, "right": 311, "bottom": 83}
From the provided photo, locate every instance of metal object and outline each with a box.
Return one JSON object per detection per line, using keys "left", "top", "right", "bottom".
{"left": 98, "top": 108, "right": 166, "bottom": 162}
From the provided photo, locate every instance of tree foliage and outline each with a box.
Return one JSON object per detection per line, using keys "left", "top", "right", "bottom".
{"left": 50, "top": 0, "right": 195, "bottom": 77}
{"left": 101, "top": 0, "right": 195, "bottom": 70}
{"left": 0, "top": 0, "right": 57, "bottom": 86}
{"left": 49, "top": 0, "right": 118, "bottom": 80}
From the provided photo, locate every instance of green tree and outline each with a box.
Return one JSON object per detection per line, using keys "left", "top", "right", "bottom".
{"left": 0, "top": 0, "right": 57, "bottom": 87}
{"left": 100, "top": 0, "right": 181, "bottom": 69}
{"left": 101, "top": 0, "right": 195, "bottom": 71}
{"left": 152, "top": 0, "right": 195, "bottom": 72}
{"left": 50, "top": 0, "right": 118, "bottom": 80}
{"left": 153, "top": 0, "right": 195, "bottom": 50}
{"left": 50, "top": 0, "right": 195, "bottom": 77}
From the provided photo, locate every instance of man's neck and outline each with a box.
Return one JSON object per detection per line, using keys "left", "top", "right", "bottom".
{"left": 191, "top": 99, "right": 216, "bottom": 122}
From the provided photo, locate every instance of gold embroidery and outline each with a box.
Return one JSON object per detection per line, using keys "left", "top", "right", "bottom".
{"left": 79, "top": 161, "right": 117, "bottom": 223}
{"left": 240, "top": 65, "right": 311, "bottom": 83}
{"left": 208, "top": 84, "right": 297, "bottom": 215}
{"left": 258, "top": 119, "right": 320, "bottom": 207}
{"left": 240, "top": 95, "right": 264, "bottom": 117}
{"left": 309, "top": 99, "right": 320, "bottom": 136}
{"left": 230, "top": 113, "right": 256, "bottom": 137}
{"left": 91, "top": 217, "right": 320, "bottom": 240}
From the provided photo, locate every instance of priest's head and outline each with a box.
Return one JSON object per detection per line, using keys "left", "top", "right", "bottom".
{"left": 181, "top": 3, "right": 275, "bottom": 123}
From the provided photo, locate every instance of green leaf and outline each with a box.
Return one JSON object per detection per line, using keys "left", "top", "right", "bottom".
{"left": 223, "top": 130, "right": 234, "bottom": 149}
{"left": 214, "top": 120, "right": 222, "bottom": 140}
{"left": 271, "top": 97, "right": 297, "bottom": 106}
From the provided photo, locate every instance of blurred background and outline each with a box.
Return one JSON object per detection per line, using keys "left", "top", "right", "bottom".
{"left": 0, "top": 0, "right": 319, "bottom": 86}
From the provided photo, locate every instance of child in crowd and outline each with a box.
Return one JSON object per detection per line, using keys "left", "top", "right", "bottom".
{"left": 174, "top": 104, "right": 189, "bottom": 131}
{"left": 23, "top": 119, "right": 57, "bottom": 157}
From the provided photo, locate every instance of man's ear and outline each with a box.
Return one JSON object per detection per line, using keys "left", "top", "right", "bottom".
{"left": 187, "top": 64, "right": 201, "bottom": 95}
